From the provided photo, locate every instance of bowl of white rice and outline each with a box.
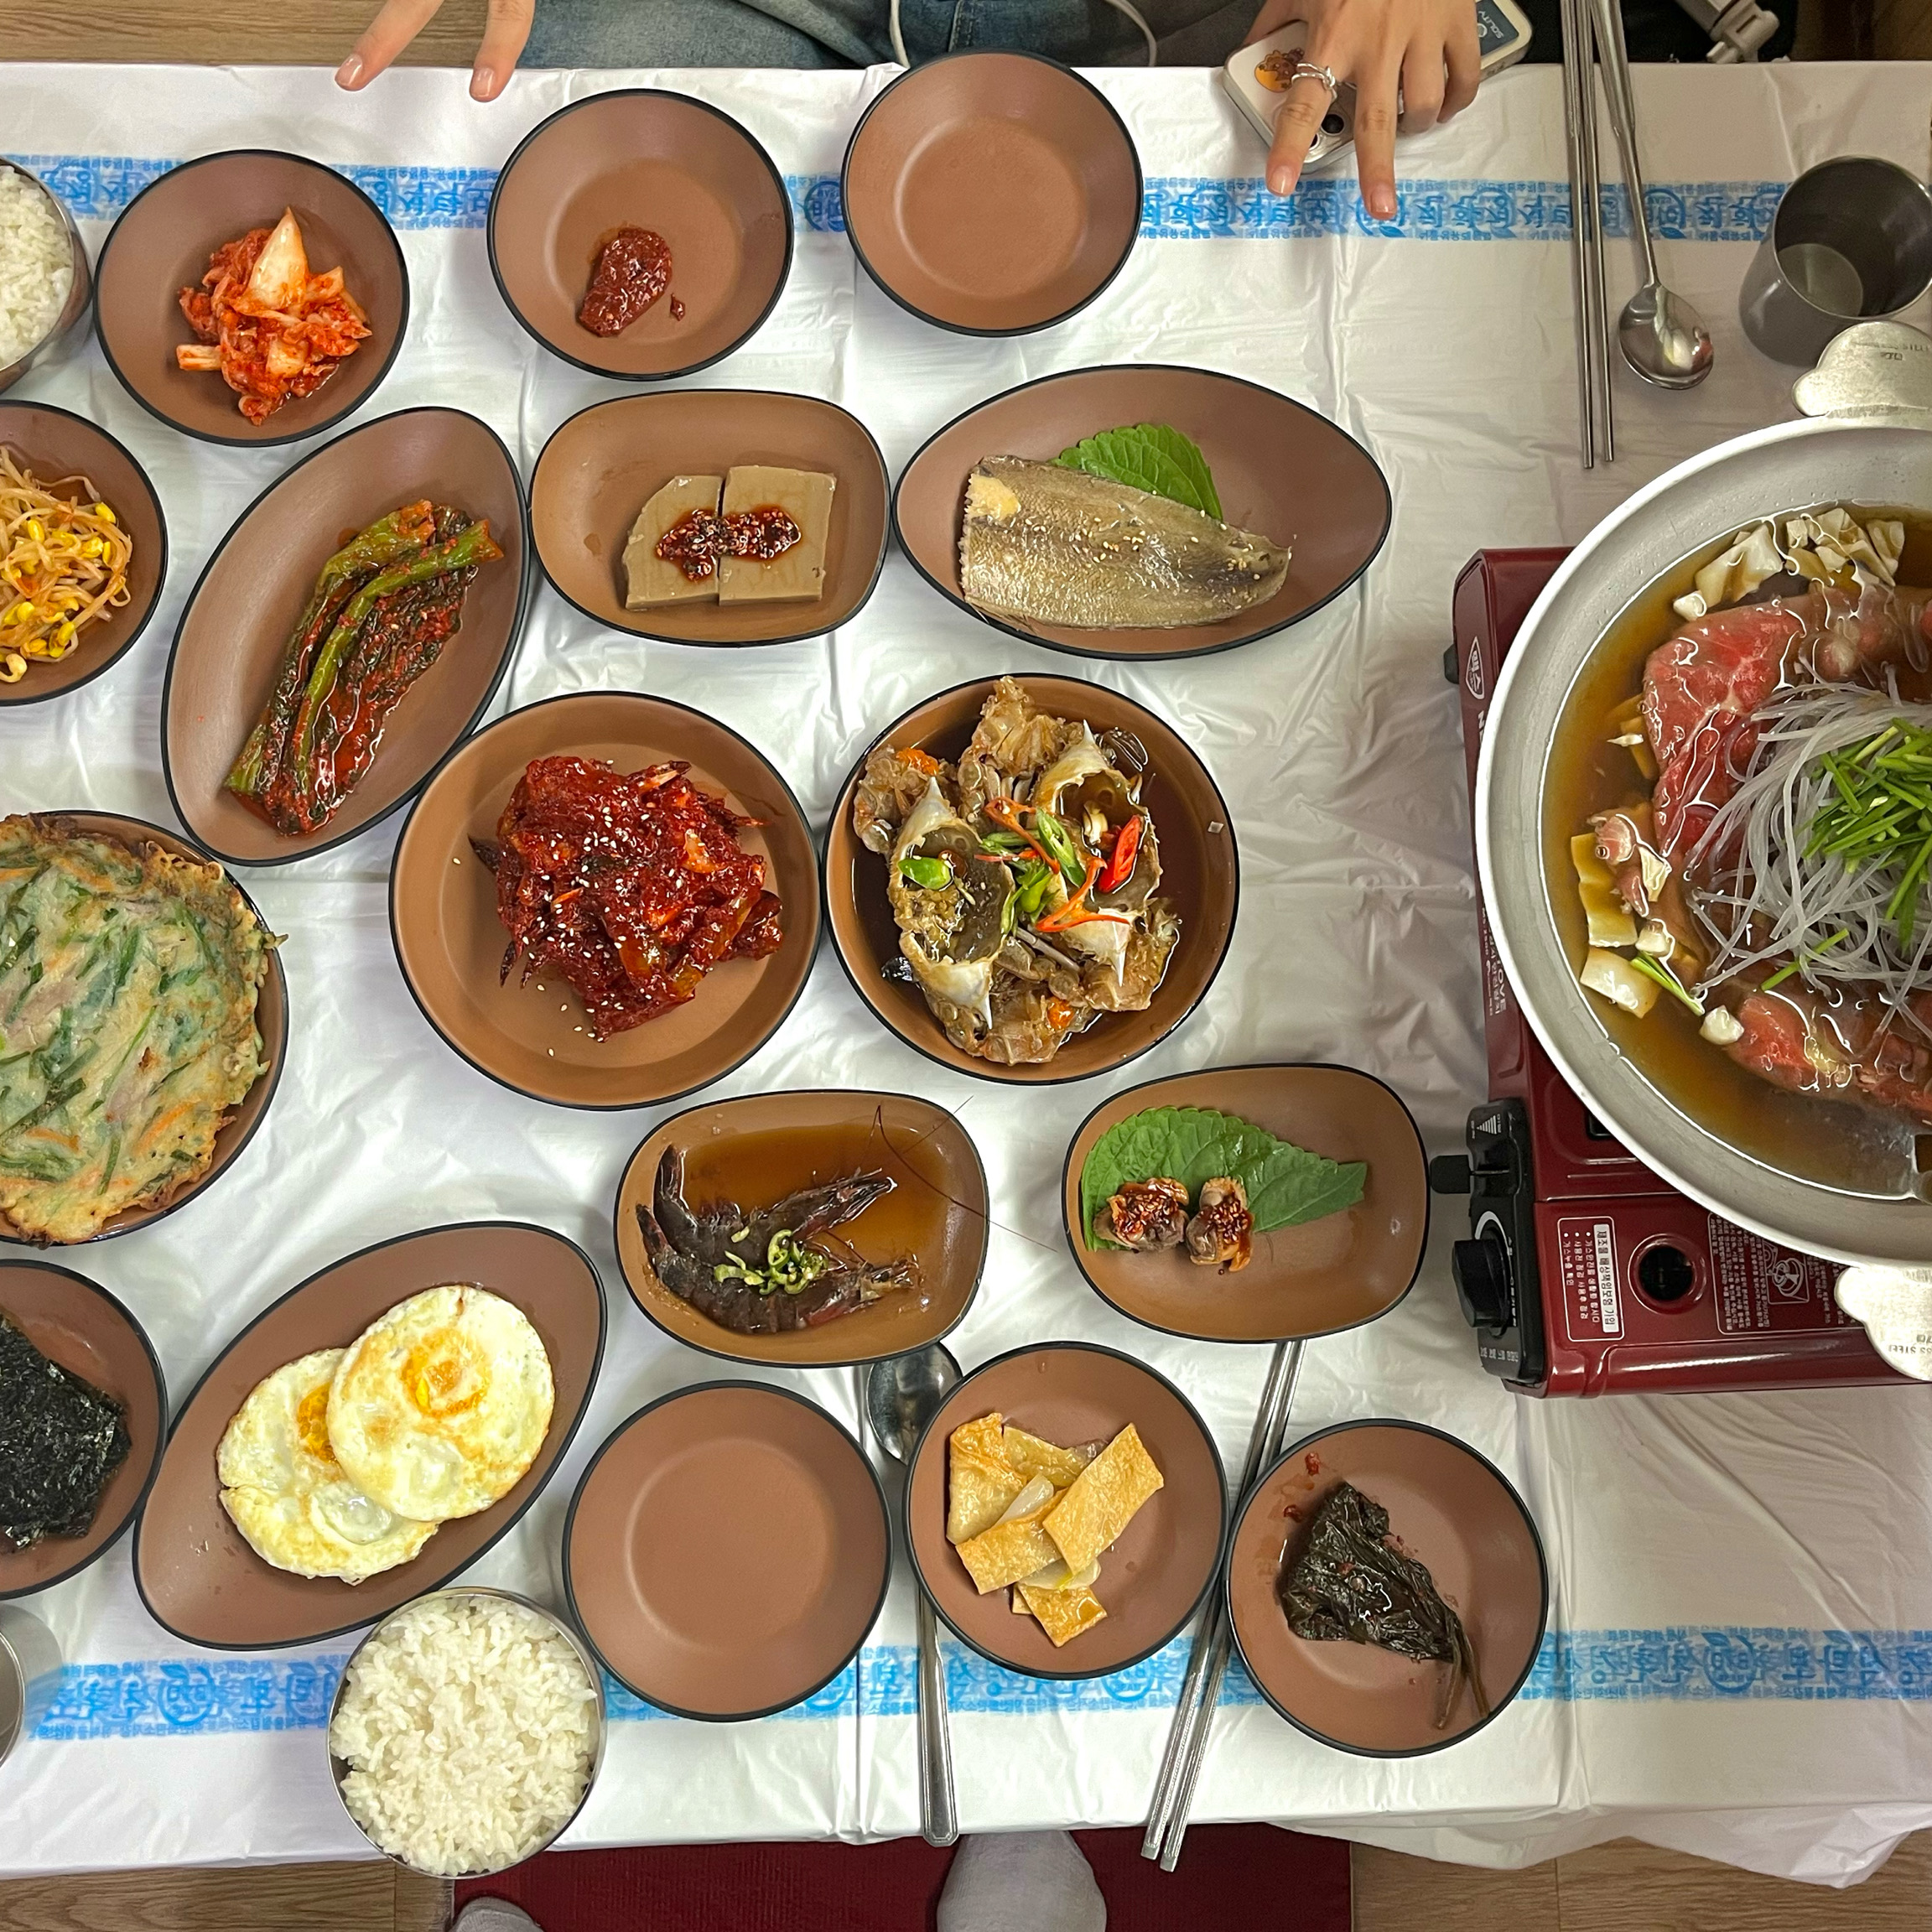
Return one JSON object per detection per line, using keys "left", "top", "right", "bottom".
{"left": 0, "top": 162, "right": 91, "bottom": 394}
{"left": 327, "top": 1587, "right": 606, "bottom": 1878}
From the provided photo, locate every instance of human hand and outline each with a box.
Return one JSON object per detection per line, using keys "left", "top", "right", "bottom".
{"left": 335, "top": 0, "right": 534, "bottom": 102}
{"left": 1244, "top": 0, "right": 1481, "bottom": 218}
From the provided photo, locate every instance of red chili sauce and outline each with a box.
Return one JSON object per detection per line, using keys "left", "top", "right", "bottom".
{"left": 655, "top": 506, "right": 802, "bottom": 583}
{"left": 579, "top": 227, "right": 676, "bottom": 336}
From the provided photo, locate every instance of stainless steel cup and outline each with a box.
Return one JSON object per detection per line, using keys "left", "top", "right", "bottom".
{"left": 0, "top": 160, "right": 93, "bottom": 397}
{"left": 1739, "top": 157, "right": 1932, "bottom": 366}
{"left": 0, "top": 1605, "right": 64, "bottom": 1770}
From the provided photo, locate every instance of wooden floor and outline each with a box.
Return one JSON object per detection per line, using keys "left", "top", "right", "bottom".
{"left": 0, "top": 1861, "right": 449, "bottom": 1931}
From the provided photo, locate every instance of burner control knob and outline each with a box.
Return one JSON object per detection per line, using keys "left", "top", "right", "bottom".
{"left": 1452, "top": 1234, "right": 1513, "bottom": 1333}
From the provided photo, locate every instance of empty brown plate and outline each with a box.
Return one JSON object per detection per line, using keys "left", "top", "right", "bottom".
{"left": 1062, "top": 1064, "right": 1428, "bottom": 1344}
{"left": 824, "top": 674, "right": 1237, "bottom": 1085}
{"left": 894, "top": 365, "right": 1392, "bottom": 661}
{"left": 0, "top": 813, "right": 288, "bottom": 1247}
{"left": 94, "top": 149, "right": 408, "bottom": 448}
{"left": 391, "top": 691, "right": 819, "bottom": 1109}
{"left": 531, "top": 392, "right": 886, "bottom": 647}
{"left": 490, "top": 90, "right": 792, "bottom": 381}
{"left": 842, "top": 52, "right": 1140, "bottom": 335}
{"left": 0, "top": 402, "right": 167, "bottom": 707}
{"left": 163, "top": 408, "right": 529, "bottom": 866}
{"left": 0, "top": 1260, "right": 167, "bottom": 1600}
{"left": 906, "top": 1342, "right": 1225, "bottom": 1681}
{"left": 565, "top": 1382, "right": 888, "bottom": 1719}
{"left": 1229, "top": 1420, "right": 1549, "bottom": 1757}
{"left": 134, "top": 1220, "right": 605, "bottom": 1650}
{"left": 615, "top": 1088, "right": 988, "bottom": 1368}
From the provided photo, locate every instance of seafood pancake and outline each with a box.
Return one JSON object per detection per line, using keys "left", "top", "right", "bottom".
{"left": 959, "top": 457, "right": 1291, "bottom": 630}
{"left": 217, "top": 1349, "right": 438, "bottom": 1582}
{"left": 0, "top": 816, "right": 274, "bottom": 1244}
{"left": 328, "top": 1286, "right": 553, "bottom": 1524}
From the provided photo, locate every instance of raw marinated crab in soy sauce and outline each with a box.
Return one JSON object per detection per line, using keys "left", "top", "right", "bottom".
{"left": 636, "top": 1148, "right": 916, "bottom": 1336}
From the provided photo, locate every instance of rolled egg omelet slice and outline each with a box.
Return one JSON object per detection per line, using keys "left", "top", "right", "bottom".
{"left": 327, "top": 1285, "right": 554, "bottom": 1524}
{"left": 217, "top": 1349, "right": 439, "bottom": 1582}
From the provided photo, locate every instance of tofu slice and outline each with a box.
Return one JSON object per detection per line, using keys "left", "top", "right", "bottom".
{"left": 717, "top": 465, "right": 836, "bottom": 605}
{"left": 623, "top": 474, "right": 723, "bottom": 609}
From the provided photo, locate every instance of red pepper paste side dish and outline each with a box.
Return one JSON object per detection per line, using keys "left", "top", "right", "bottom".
{"left": 578, "top": 227, "right": 679, "bottom": 336}
{"left": 654, "top": 505, "right": 802, "bottom": 584}
{"left": 475, "top": 756, "right": 784, "bottom": 1037}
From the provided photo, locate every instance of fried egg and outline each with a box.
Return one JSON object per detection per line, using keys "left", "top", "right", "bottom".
{"left": 327, "top": 1285, "right": 553, "bottom": 1524}
{"left": 216, "top": 1348, "right": 439, "bottom": 1582}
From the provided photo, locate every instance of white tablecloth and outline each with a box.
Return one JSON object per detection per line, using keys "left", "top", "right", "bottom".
{"left": 5, "top": 52, "right": 1932, "bottom": 1890}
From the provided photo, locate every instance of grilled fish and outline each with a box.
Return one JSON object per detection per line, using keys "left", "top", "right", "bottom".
{"left": 958, "top": 457, "right": 1291, "bottom": 630}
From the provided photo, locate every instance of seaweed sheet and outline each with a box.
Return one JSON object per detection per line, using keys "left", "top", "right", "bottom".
{"left": 0, "top": 1312, "right": 130, "bottom": 1550}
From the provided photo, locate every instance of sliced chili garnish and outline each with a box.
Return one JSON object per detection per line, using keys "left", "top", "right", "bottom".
{"left": 1095, "top": 813, "right": 1144, "bottom": 894}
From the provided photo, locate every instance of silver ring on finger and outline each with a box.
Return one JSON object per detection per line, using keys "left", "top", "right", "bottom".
{"left": 1289, "top": 60, "right": 1341, "bottom": 105}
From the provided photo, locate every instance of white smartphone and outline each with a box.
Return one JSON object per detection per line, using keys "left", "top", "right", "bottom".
{"left": 1222, "top": 0, "right": 1535, "bottom": 174}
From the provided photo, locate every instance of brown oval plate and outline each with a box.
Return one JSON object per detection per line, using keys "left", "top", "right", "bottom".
{"left": 530, "top": 392, "right": 887, "bottom": 647}
{"left": 906, "top": 1341, "right": 1225, "bottom": 1681}
{"left": 162, "top": 408, "right": 529, "bottom": 867}
{"left": 0, "top": 1260, "right": 167, "bottom": 1600}
{"left": 489, "top": 90, "right": 792, "bottom": 381}
{"left": 0, "top": 813, "right": 288, "bottom": 1248}
{"left": 1062, "top": 1064, "right": 1428, "bottom": 1344}
{"left": 133, "top": 1220, "right": 605, "bottom": 1650}
{"left": 391, "top": 691, "right": 819, "bottom": 1110}
{"left": 564, "top": 1381, "right": 888, "bottom": 1720}
{"left": 0, "top": 402, "right": 167, "bottom": 708}
{"left": 824, "top": 673, "right": 1237, "bottom": 1085}
{"left": 842, "top": 51, "right": 1140, "bottom": 336}
{"left": 614, "top": 1088, "right": 988, "bottom": 1368}
{"left": 894, "top": 364, "right": 1392, "bottom": 661}
{"left": 94, "top": 150, "right": 408, "bottom": 449}
{"left": 1229, "top": 1420, "right": 1549, "bottom": 1757}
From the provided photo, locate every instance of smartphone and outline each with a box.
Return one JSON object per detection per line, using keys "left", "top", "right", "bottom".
{"left": 1221, "top": 0, "right": 1534, "bottom": 174}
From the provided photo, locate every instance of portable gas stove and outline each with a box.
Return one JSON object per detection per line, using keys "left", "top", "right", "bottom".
{"left": 1432, "top": 548, "right": 1903, "bottom": 1397}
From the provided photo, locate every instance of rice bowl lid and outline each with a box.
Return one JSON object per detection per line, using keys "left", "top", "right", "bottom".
{"left": 326, "top": 1585, "right": 607, "bottom": 1877}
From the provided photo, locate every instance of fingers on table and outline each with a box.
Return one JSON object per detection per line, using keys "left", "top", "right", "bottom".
{"left": 1243, "top": 0, "right": 1306, "bottom": 47}
{"left": 1352, "top": 56, "right": 1402, "bottom": 219}
{"left": 1440, "top": 6, "right": 1483, "bottom": 122}
{"left": 471, "top": 0, "right": 536, "bottom": 100}
{"left": 337, "top": 0, "right": 445, "bottom": 88}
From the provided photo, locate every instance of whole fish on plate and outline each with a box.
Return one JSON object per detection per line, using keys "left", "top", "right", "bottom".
{"left": 958, "top": 456, "right": 1291, "bottom": 631}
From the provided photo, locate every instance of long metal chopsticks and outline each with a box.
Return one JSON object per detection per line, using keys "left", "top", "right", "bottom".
{"left": 1141, "top": 1337, "right": 1306, "bottom": 1870}
{"left": 1561, "top": 0, "right": 1615, "bottom": 465}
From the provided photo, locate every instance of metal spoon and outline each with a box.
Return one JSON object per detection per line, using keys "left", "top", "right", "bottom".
{"left": 1587, "top": 0, "right": 1715, "bottom": 389}
{"left": 865, "top": 1344, "right": 961, "bottom": 1848}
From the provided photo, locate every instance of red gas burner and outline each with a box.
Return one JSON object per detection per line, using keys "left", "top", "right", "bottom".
{"left": 1435, "top": 548, "right": 1903, "bottom": 1398}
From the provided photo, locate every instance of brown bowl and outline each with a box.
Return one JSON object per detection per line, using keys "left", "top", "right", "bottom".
{"left": 564, "top": 1382, "right": 888, "bottom": 1720}
{"left": 391, "top": 691, "right": 820, "bottom": 1110}
{"left": 0, "top": 1260, "right": 167, "bottom": 1599}
{"left": 161, "top": 408, "right": 530, "bottom": 867}
{"left": 489, "top": 90, "right": 792, "bottom": 381}
{"left": 842, "top": 52, "right": 1140, "bottom": 336}
{"left": 824, "top": 674, "right": 1237, "bottom": 1085}
{"left": 134, "top": 1220, "right": 606, "bottom": 1650}
{"left": 0, "top": 813, "right": 288, "bottom": 1247}
{"left": 894, "top": 365, "right": 1392, "bottom": 662}
{"left": 1228, "top": 1420, "right": 1549, "bottom": 1757}
{"left": 0, "top": 402, "right": 167, "bottom": 707}
{"left": 906, "top": 1341, "right": 1225, "bottom": 1681}
{"left": 530, "top": 392, "right": 887, "bottom": 647}
{"left": 1062, "top": 1064, "right": 1428, "bottom": 1344}
{"left": 614, "top": 1088, "right": 988, "bottom": 1368}
{"left": 94, "top": 150, "right": 408, "bottom": 448}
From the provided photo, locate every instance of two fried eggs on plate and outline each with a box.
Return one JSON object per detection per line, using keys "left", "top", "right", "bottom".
{"left": 216, "top": 1285, "right": 554, "bottom": 1582}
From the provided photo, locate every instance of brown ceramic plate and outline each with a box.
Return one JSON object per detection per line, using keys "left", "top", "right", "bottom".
{"left": 564, "top": 1382, "right": 888, "bottom": 1719}
{"left": 133, "top": 1220, "right": 606, "bottom": 1650}
{"left": 842, "top": 52, "right": 1140, "bottom": 336}
{"left": 94, "top": 150, "right": 408, "bottom": 448}
{"left": 1062, "top": 1064, "right": 1428, "bottom": 1344}
{"left": 0, "top": 813, "right": 288, "bottom": 1248}
{"left": 894, "top": 365, "right": 1393, "bottom": 662}
{"left": 906, "top": 1342, "right": 1225, "bottom": 1681}
{"left": 0, "top": 1261, "right": 167, "bottom": 1600}
{"left": 162, "top": 409, "right": 529, "bottom": 867}
{"left": 391, "top": 691, "right": 819, "bottom": 1110}
{"left": 0, "top": 403, "right": 167, "bottom": 707}
{"left": 614, "top": 1088, "right": 988, "bottom": 1368}
{"left": 489, "top": 90, "right": 792, "bottom": 381}
{"left": 530, "top": 392, "right": 887, "bottom": 647}
{"left": 824, "top": 674, "right": 1237, "bottom": 1085}
{"left": 1229, "top": 1420, "right": 1549, "bottom": 1757}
